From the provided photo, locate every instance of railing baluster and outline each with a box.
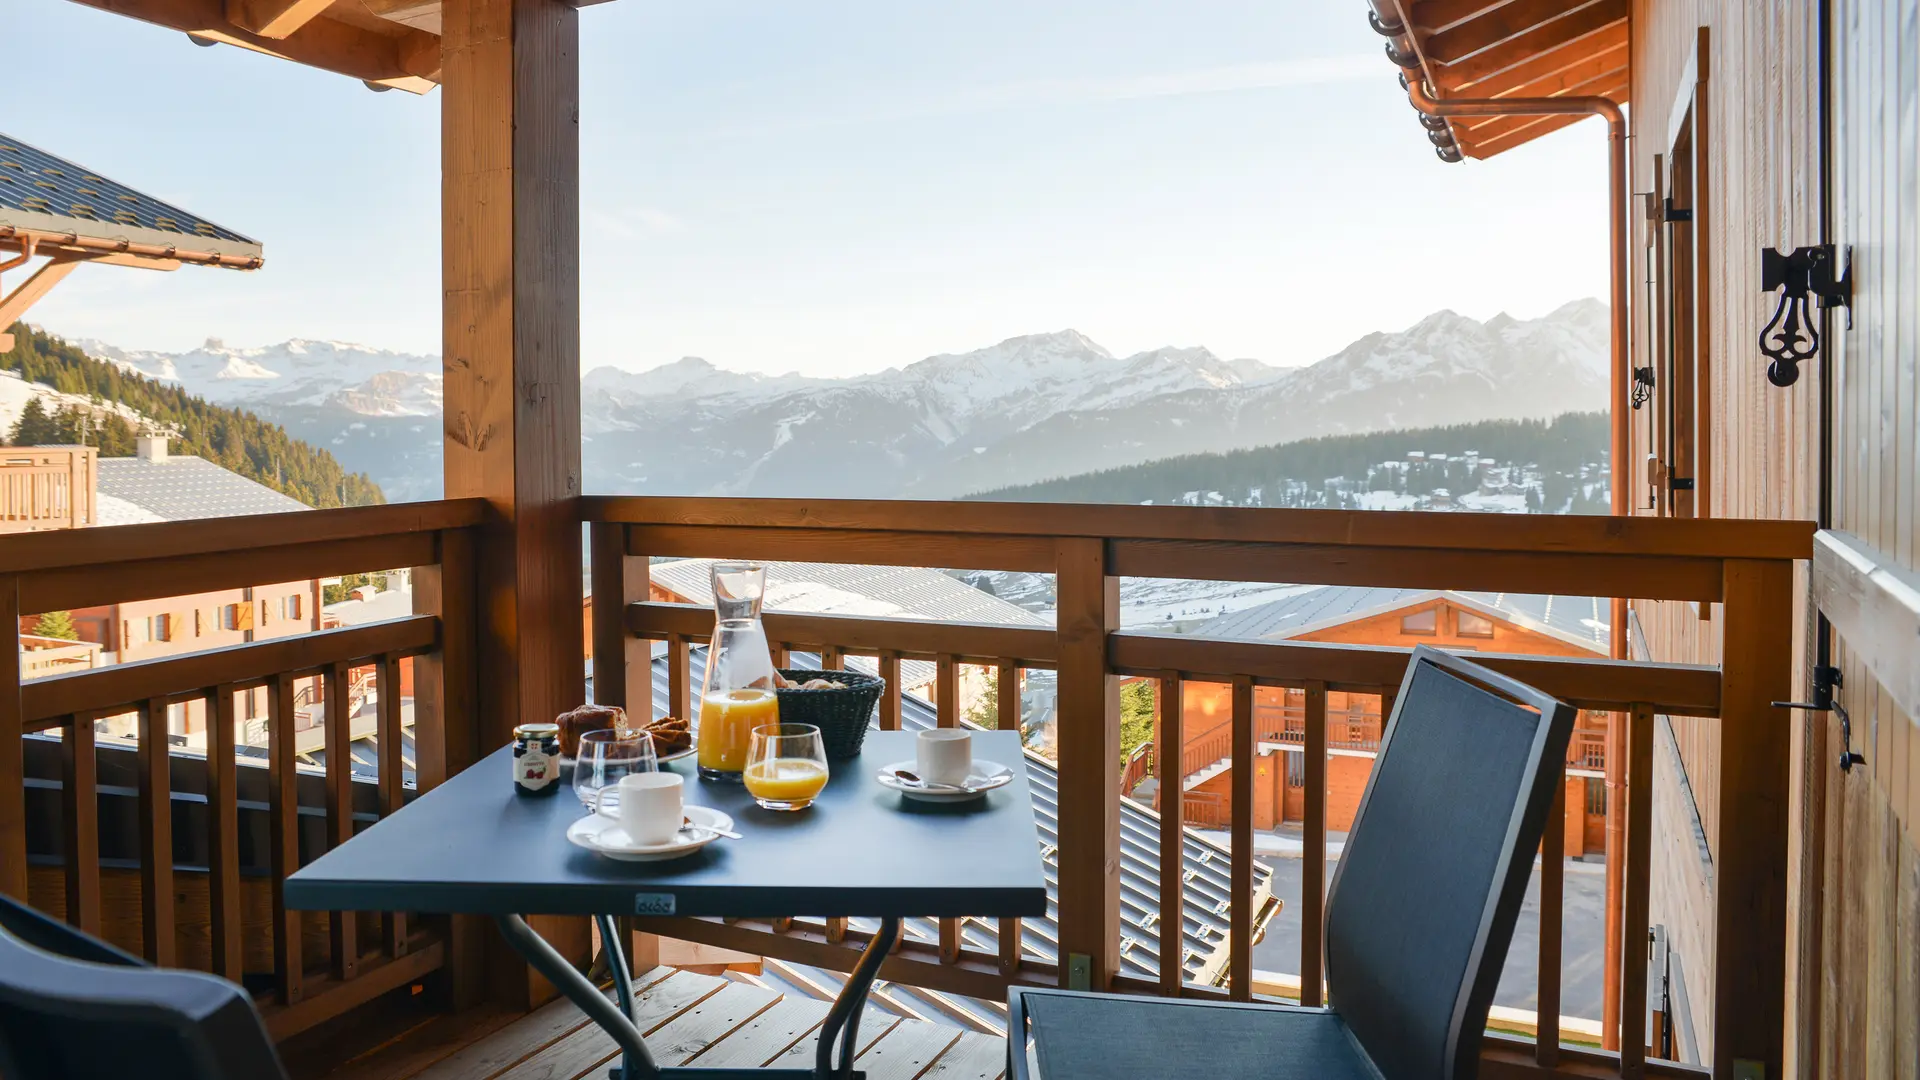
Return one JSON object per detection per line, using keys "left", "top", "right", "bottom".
{"left": 324, "top": 662, "right": 359, "bottom": 980}
{"left": 668, "top": 634, "right": 691, "bottom": 720}
{"left": 61, "top": 712, "right": 101, "bottom": 936}
{"left": 137, "top": 696, "right": 175, "bottom": 965}
{"left": 377, "top": 655, "right": 408, "bottom": 957}
{"left": 935, "top": 655, "right": 958, "bottom": 727}
{"left": 935, "top": 653, "right": 961, "bottom": 961}
{"left": 0, "top": 574, "right": 23, "bottom": 901}
{"left": 820, "top": 644, "right": 843, "bottom": 671}
{"left": 1301, "top": 680, "right": 1327, "bottom": 1007}
{"left": 1157, "top": 673, "right": 1184, "bottom": 996}
{"left": 878, "top": 651, "right": 901, "bottom": 730}
{"left": 999, "top": 659, "right": 1023, "bottom": 976}
{"left": 207, "top": 687, "right": 242, "bottom": 981}
{"left": 269, "top": 673, "right": 304, "bottom": 1005}
{"left": 1537, "top": 758, "right": 1566, "bottom": 1066}
{"left": 771, "top": 641, "right": 790, "bottom": 669}
{"left": 1229, "top": 674, "right": 1253, "bottom": 1002}
{"left": 1620, "top": 703, "right": 1655, "bottom": 1076}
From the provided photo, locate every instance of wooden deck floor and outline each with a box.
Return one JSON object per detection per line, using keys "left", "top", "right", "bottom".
{"left": 321, "top": 967, "right": 1010, "bottom": 1080}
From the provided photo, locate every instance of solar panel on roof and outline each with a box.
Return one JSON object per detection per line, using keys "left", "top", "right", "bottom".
{"left": 0, "top": 131, "right": 257, "bottom": 247}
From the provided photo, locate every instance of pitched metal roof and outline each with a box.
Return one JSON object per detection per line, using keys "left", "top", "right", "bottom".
{"left": 96, "top": 455, "right": 311, "bottom": 522}
{"left": 649, "top": 559, "right": 1049, "bottom": 691}
{"left": 0, "top": 132, "right": 262, "bottom": 263}
{"left": 1194, "top": 584, "right": 1609, "bottom": 653}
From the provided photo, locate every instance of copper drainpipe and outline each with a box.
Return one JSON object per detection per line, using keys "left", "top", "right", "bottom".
{"left": 0, "top": 233, "right": 38, "bottom": 277}
{"left": 1402, "top": 78, "right": 1634, "bottom": 1053}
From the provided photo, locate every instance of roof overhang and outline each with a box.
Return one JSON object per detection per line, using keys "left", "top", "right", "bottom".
{"left": 66, "top": 0, "right": 620, "bottom": 94}
{"left": 1367, "top": 0, "right": 1630, "bottom": 161}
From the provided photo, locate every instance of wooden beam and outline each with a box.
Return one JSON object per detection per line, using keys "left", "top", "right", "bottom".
{"left": 1424, "top": 0, "right": 1606, "bottom": 65}
{"left": 1408, "top": 0, "right": 1510, "bottom": 33}
{"left": 1452, "top": 42, "right": 1629, "bottom": 115}
{"left": 224, "top": 0, "right": 332, "bottom": 38}
{"left": 0, "top": 256, "right": 85, "bottom": 327}
{"left": 1459, "top": 80, "right": 1629, "bottom": 158}
{"left": 441, "top": 0, "right": 587, "bottom": 1010}
{"left": 68, "top": 0, "right": 435, "bottom": 90}
{"left": 1440, "top": 21, "right": 1629, "bottom": 94}
{"left": 1456, "top": 74, "right": 1629, "bottom": 153}
{"left": 1431, "top": 0, "right": 1626, "bottom": 89}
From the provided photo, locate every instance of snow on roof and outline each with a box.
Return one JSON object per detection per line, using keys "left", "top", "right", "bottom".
{"left": 97, "top": 455, "right": 311, "bottom": 522}
{"left": 324, "top": 588, "right": 414, "bottom": 626}
{"left": 1194, "top": 584, "right": 1609, "bottom": 653}
{"left": 93, "top": 491, "right": 166, "bottom": 527}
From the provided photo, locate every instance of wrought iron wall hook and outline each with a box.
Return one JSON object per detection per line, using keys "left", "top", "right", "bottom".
{"left": 1758, "top": 244, "right": 1851, "bottom": 387}
{"left": 1773, "top": 665, "right": 1864, "bottom": 772}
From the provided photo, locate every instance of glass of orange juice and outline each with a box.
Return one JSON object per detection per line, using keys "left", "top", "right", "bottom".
{"left": 743, "top": 723, "right": 829, "bottom": 811}
{"left": 697, "top": 687, "right": 780, "bottom": 781}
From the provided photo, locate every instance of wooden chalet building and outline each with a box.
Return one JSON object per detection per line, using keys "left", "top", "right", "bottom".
{"left": 1139, "top": 586, "right": 1613, "bottom": 854}
{"left": 0, "top": 2, "right": 1912, "bottom": 1078}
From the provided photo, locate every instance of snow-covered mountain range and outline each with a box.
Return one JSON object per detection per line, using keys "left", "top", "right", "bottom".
{"left": 62, "top": 299, "right": 1606, "bottom": 501}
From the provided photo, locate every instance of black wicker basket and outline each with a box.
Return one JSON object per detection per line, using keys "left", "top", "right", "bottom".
{"left": 774, "top": 668, "right": 885, "bottom": 759}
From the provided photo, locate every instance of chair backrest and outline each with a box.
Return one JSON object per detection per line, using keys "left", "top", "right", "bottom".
{"left": 1323, "top": 646, "right": 1574, "bottom": 1080}
{"left": 0, "top": 896, "right": 287, "bottom": 1080}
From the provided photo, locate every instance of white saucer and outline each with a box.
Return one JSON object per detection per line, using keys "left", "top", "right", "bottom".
{"left": 876, "top": 759, "right": 1015, "bottom": 802}
{"left": 567, "top": 804, "right": 734, "bottom": 862}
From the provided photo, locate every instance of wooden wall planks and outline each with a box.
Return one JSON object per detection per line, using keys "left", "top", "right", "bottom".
{"left": 1630, "top": 2, "right": 1920, "bottom": 1076}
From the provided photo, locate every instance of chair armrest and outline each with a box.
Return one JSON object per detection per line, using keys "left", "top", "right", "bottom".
{"left": 1006, "top": 988, "right": 1033, "bottom": 1080}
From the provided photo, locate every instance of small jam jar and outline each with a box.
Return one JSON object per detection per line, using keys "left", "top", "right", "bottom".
{"left": 513, "top": 722, "right": 562, "bottom": 797}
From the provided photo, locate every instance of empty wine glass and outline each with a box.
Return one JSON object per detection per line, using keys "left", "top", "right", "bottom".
{"left": 574, "top": 729, "right": 657, "bottom": 810}
{"left": 743, "top": 723, "right": 829, "bottom": 811}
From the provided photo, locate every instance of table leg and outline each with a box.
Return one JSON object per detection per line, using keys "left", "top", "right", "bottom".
{"left": 598, "top": 914, "right": 639, "bottom": 1080}
{"left": 493, "top": 914, "right": 661, "bottom": 1080}
{"left": 814, "top": 917, "right": 900, "bottom": 1080}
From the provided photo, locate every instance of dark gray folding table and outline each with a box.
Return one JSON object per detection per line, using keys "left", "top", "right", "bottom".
{"left": 284, "top": 730, "right": 1047, "bottom": 1080}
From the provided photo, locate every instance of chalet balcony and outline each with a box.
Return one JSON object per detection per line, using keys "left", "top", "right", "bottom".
{"left": 0, "top": 495, "right": 1809, "bottom": 1079}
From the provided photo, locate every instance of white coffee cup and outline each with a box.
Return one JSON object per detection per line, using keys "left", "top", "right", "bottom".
{"left": 596, "top": 772, "right": 684, "bottom": 845}
{"left": 916, "top": 729, "right": 973, "bottom": 787}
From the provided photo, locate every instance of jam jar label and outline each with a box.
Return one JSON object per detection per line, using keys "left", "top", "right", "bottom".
{"left": 515, "top": 745, "right": 556, "bottom": 791}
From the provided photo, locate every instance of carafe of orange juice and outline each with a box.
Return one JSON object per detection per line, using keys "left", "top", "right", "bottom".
{"left": 696, "top": 561, "right": 780, "bottom": 781}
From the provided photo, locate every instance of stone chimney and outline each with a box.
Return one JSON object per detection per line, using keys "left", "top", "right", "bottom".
{"left": 136, "top": 435, "right": 169, "bottom": 463}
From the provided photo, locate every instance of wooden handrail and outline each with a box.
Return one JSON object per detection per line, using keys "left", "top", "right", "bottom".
{"left": 583, "top": 494, "right": 1814, "bottom": 561}
{"left": 0, "top": 497, "right": 487, "bottom": 575}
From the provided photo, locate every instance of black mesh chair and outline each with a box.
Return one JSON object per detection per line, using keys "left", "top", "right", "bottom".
{"left": 0, "top": 893, "right": 288, "bottom": 1080}
{"left": 1008, "top": 645, "right": 1575, "bottom": 1080}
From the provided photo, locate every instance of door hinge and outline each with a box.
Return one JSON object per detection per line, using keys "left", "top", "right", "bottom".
{"left": 1669, "top": 477, "right": 1695, "bottom": 490}
{"left": 1664, "top": 197, "right": 1693, "bottom": 223}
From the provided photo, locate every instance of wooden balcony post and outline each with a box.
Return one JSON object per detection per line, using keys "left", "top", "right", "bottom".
{"left": 1713, "top": 558, "right": 1792, "bottom": 1079}
{"left": 1052, "top": 537, "right": 1120, "bottom": 990}
{"left": 442, "top": 0, "right": 588, "bottom": 1009}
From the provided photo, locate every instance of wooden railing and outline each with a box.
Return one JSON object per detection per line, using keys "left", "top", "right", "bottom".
{"left": 0, "top": 498, "right": 485, "bottom": 1040}
{"left": 583, "top": 496, "right": 1810, "bottom": 1078}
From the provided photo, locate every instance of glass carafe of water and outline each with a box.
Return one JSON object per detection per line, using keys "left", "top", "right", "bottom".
{"left": 696, "top": 561, "right": 781, "bottom": 781}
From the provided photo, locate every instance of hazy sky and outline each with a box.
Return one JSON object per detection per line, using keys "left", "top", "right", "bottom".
{"left": 14, "top": 2, "right": 1610, "bottom": 376}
